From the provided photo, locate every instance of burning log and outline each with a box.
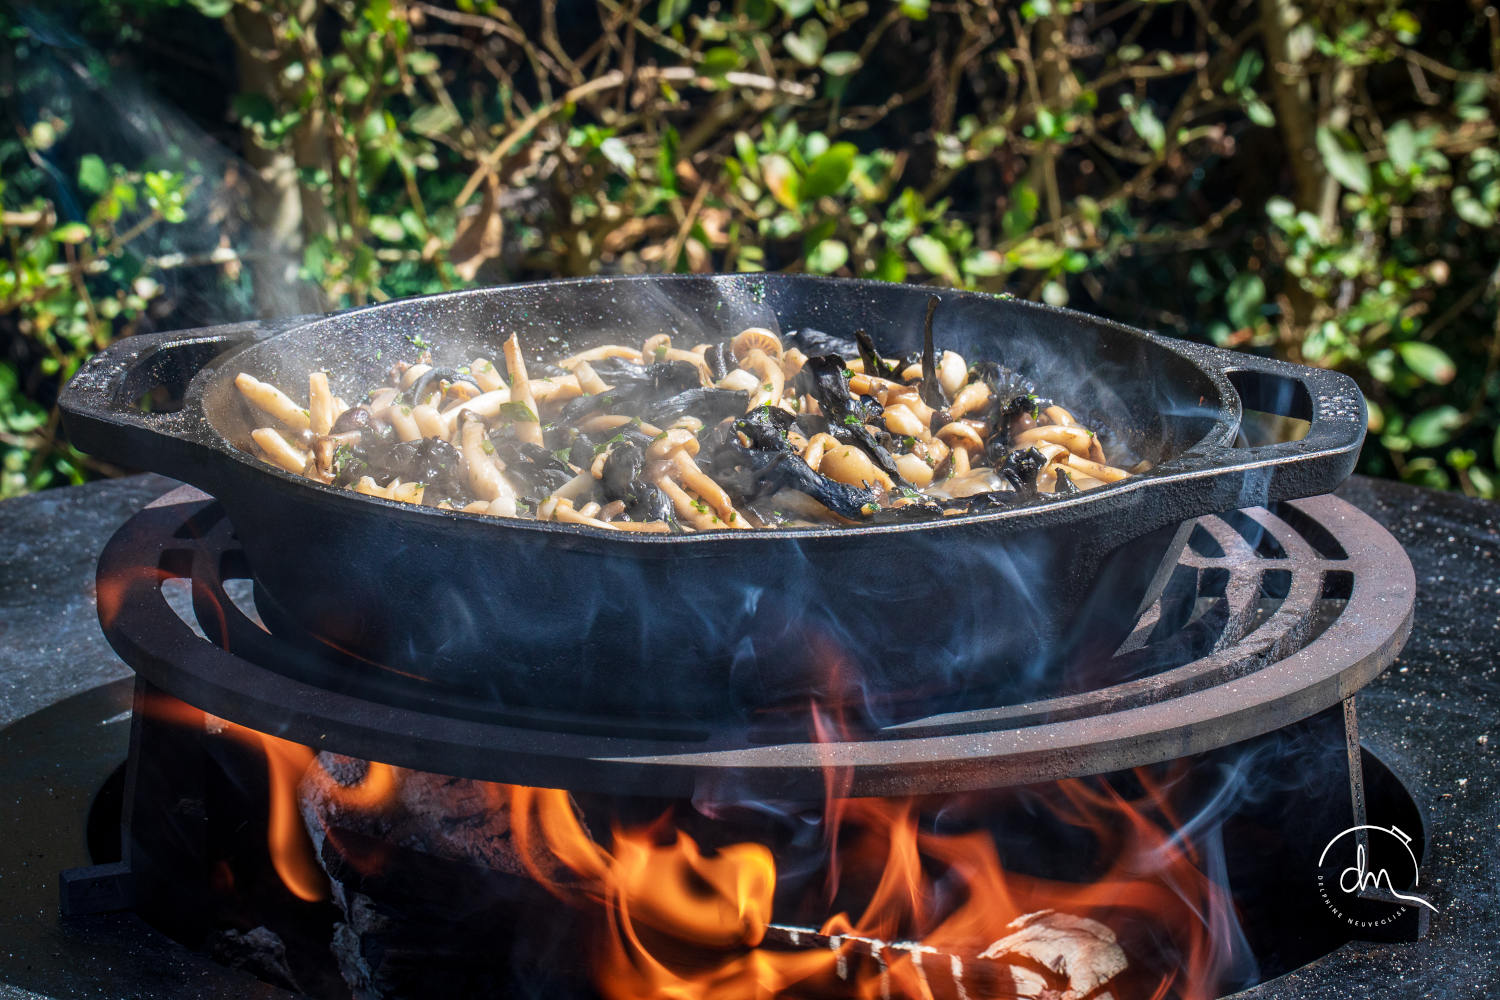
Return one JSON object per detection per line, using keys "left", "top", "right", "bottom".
{"left": 759, "top": 911, "right": 1126, "bottom": 1000}
{"left": 298, "top": 755, "right": 588, "bottom": 1000}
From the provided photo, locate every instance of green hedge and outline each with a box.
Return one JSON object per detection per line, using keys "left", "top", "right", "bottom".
{"left": 2, "top": 0, "right": 1497, "bottom": 497}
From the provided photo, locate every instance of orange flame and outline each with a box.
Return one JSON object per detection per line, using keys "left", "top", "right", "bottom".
{"left": 136, "top": 692, "right": 400, "bottom": 903}
{"left": 495, "top": 766, "right": 1233, "bottom": 1000}
{"left": 142, "top": 683, "right": 1233, "bottom": 998}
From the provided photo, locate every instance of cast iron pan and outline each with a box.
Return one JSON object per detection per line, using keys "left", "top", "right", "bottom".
{"left": 61, "top": 276, "right": 1366, "bottom": 728}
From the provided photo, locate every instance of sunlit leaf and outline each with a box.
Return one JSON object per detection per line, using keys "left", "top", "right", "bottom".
{"left": 1225, "top": 273, "right": 1265, "bottom": 329}
{"left": 406, "top": 51, "right": 440, "bottom": 75}
{"left": 77, "top": 155, "right": 108, "bottom": 195}
{"left": 1007, "top": 237, "right": 1065, "bottom": 271}
{"left": 368, "top": 215, "right": 406, "bottom": 242}
{"left": 1407, "top": 406, "right": 1463, "bottom": 448}
{"left": 1396, "top": 341, "right": 1456, "bottom": 384}
{"left": 784, "top": 19, "right": 826, "bottom": 66}
{"left": 806, "top": 239, "right": 848, "bottom": 274}
{"left": 409, "top": 102, "right": 459, "bottom": 138}
{"left": 1245, "top": 98, "right": 1275, "bottom": 127}
{"left": 657, "top": 0, "right": 690, "bottom": 28}
{"left": 1453, "top": 186, "right": 1496, "bottom": 227}
{"left": 1130, "top": 103, "right": 1165, "bottom": 153}
{"left": 1002, "top": 181, "right": 1037, "bottom": 238}
{"left": 700, "top": 46, "right": 743, "bottom": 77}
{"left": 50, "top": 223, "right": 91, "bottom": 244}
{"left": 908, "top": 234, "right": 959, "bottom": 283}
{"left": 1316, "top": 125, "right": 1371, "bottom": 194}
{"left": 819, "top": 51, "right": 861, "bottom": 76}
{"left": 801, "top": 142, "right": 855, "bottom": 200}
{"left": 760, "top": 154, "right": 800, "bottom": 210}
{"left": 1385, "top": 120, "right": 1419, "bottom": 173}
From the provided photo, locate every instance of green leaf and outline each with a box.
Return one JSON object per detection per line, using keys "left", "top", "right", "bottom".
{"left": 77, "top": 155, "right": 108, "bottom": 195}
{"left": 341, "top": 74, "right": 371, "bottom": 103}
{"left": 1007, "top": 237, "right": 1065, "bottom": 271}
{"left": 598, "top": 136, "right": 636, "bottom": 175}
{"left": 700, "top": 46, "right": 743, "bottom": 77}
{"left": 1225, "top": 273, "right": 1266, "bottom": 329}
{"left": 784, "top": 19, "right": 827, "bottom": 66}
{"left": 733, "top": 131, "right": 759, "bottom": 173}
{"left": 801, "top": 142, "right": 856, "bottom": 200}
{"left": 186, "top": 0, "right": 233, "bottom": 15}
{"left": 1001, "top": 181, "right": 1038, "bottom": 238}
{"left": 497, "top": 402, "right": 539, "bottom": 422}
{"left": 775, "top": 0, "right": 817, "bottom": 15}
{"left": 963, "top": 249, "right": 1005, "bottom": 277}
{"left": 1385, "top": 120, "right": 1419, "bottom": 173}
{"left": 50, "top": 222, "right": 91, "bottom": 244}
{"left": 1396, "top": 341, "right": 1456, "bottom": 384}
{"left": 898, "top": 0, "right": 930, "bottom": 20}
{"left": 908, "top": 234, "right": 959, "bottom": 283}
{"left": 409, "top": 102, "right": 459, "bottom": 138}
{"left": 1406, "top": 406, "right": 1464, "bottom": 449}
{"left": 657, "top": 0, "right": 690, "bottom": 28}
{"left": 1245, "top": 98, "right": 1275, "bottom": 127}
{"left": 1130, "top": 103, "right": 1165, "bottom": 153}
{"left": 820, "top": 51, "right": 861, "bottom": 76}
{"left": 368, "top": 215, "right": 406, "bottom": 242}
{"left": 406, "top": 51, "right": 440, "bottom": 75}
{"left": 872, "top": 249, "right": 907, "bottom": 283}
{"left": 1453, "top": 186, "right": 1496, "bottom": 227}
{"left": 806, "top": 239, "right": 849, "bottom": 274}
{"left": 1315, "top": 125, "right": 1371, "bottom": 194}
{"left": 760, "top": 154, "right": 800, "bottom": 210}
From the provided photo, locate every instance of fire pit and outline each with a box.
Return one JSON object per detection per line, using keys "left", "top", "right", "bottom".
{"left": 3, "top": 474, "right": 1484, "bottom": 1000}
{"left": 1, "top": 279, "right": 1492, "bottom": 998}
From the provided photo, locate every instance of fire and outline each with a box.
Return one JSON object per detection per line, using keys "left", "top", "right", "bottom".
{"left": 138, "top": 683, "right": 1236, "bottom": 998}
{"left": 499, "top": 773, "right": 1232, "bottom": 1000}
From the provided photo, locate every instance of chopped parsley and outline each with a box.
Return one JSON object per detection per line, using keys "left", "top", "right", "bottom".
{"left": 762, "top": 382, "right": 774, "bottom": 392}
{"left": 654, "top": 344, "right": 669, "bottom": 359}
{"left": 902, "top": 435, "right": 917, "bottom": 449}
{"left": 497, "top": 401, "right": 539, "bottom": 422}
{"left": 842, "top": 413, "right": 862, "bottom": 427}
{"left": 691, "top": 499, "right": 709, "bottom": 513}
{"left": 842, "top": 368, "right": 854, "bottom": 379}
{"left": 481, "top": 439, "right": 496, "bottom": 454}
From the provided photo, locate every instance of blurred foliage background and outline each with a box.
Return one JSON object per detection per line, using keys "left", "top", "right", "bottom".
{"left": 2, "top": 0, "right": 1497, "bottom": 498}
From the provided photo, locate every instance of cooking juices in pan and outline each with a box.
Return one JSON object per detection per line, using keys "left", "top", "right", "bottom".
{"left": 236, "top": 300, "right": 1134, "bottom": 531}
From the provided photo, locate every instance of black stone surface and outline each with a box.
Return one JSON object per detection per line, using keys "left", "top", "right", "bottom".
{"left": 0, "top": 474, "right": 1495, "bottom": 998}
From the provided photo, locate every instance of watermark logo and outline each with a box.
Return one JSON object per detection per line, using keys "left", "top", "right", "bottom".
{"left": 1315, "top": 824, "right": 1437, "bottom": 928}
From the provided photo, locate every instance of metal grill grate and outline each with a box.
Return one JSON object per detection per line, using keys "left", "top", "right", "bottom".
{"left": 99, "top": 488, "right": 1413, "bottom": 799}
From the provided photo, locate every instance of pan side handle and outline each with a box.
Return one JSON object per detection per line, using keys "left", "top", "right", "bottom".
{"left": 60, "top": 322, "right": 271, "bottom": 490}
{"left": 1157, "top": 343, "right": 1368, "bottom": 507}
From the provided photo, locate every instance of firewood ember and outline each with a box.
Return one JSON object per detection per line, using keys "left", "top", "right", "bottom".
{"left": 760, "top": 909, "right": 1127, "bottom": 1000}
{"left": 298, "top": 753, "right": 575, "bottom": 884}
{"left": 979, "top": 910, "right": 1129, "bottom": 1000}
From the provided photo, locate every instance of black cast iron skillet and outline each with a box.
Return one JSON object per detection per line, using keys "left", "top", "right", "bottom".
{"left": 61, "top": 276, "right": 1366, "bottom": 728}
